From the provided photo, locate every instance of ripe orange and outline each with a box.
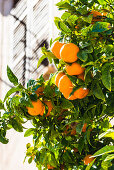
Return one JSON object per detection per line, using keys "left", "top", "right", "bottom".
{"left": 58, "top": 75, "right": 76, "bottom": 99}
{"left": 55, "top": 72, "right": 65, "bottom": 87}
{"left": 77, "top": 72, "right": 85, "bottom": 81}
{"left": 82, "top": 123, "right": 87, "bottom": 132}
{"left": 66, "top": 63, "right": 85, "bottom": 75}
{"left": 51, "top": 41, "right": 65, "bottom": 59}
{"left": 89, "top": 11, "right": 103, "bottom": 23}
{"left": 90, "top": 11, "right": 102, "bottom": 17}
{"left": 75, "top": 25, "right": 79, "bottom": 29}
{"left": 35, "top": 86, "right": 44, "bottom": 96}
{"left": 27, "top": 100, "right": 45, "bottom": 116}
{"left": 60, "top": 43, "right": 79, "bottom": 63}
{"left": 47, "top": 164, "right": 55, "bottom": 169}
{"left": 74, "top": 88, "right": 89, "bottom": 99}
{"left": 44, "top": 100, "right": 53, "bottom": 117}
{"left": 68, "top": 94, "right": 77, "bottom": 100}
{"left": 71, "top": 129, "right": 76, "bottom": 135}
{"left": 83, "top": 155, "right": 94, "bottom": 165}
{"left": 64, "top": 147, "right": 67, "bottom": 152}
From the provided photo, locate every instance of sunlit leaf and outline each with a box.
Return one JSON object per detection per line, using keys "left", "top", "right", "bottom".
{"left": 99, "top": 129, "right": 114, "bottom": 140}
{"left": 0, "top": 134, "right": 9, "bottom": 144}
{"left": 102, "top": 63, "right": 111, "bottom": 91}
{"left": 97, "top": 0, "right": 106, "bottom": 5}
{"left": 104, "top": 154, "right": 114, "bottom": 161}
{"left": 61, "top": 98, "right": 74, "bottom": 109}
{"left": 4, "top": 84, "right": 23, "bottom": 102}
{"left": 93, "top": 82, "right": 105, "bottom": 100}
{"left": 92, "top": 145, "right": 114, "bottom": 157}
{"left": 7, "top": 66, "right": 18, "bottom": 86}
{"left": 24, "top": 128, "right": 35, "bottom": 137}
{"left": 0, "top": 99, "right": 4, "bottom": 110}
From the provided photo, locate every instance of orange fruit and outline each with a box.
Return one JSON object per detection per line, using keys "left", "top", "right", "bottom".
{"left": 75, "top": 25, "right": 79, "bottom": 29}
{"left": 89, "top": 11, "right": 103, "bottom": 23}
{"left": 77, "top": 72, "right": 85, "bottom": 81}
{"left": 35, "top": 86, "right": 44, "bottom": 96}
{"left": 58, "top": 75, "right": 77, "bottom": 100}
{"left": 27, "top": 100, "right": 45, "bottom": 116}
{"left": 44, "top": 100, "right": 53, "bottom": 117}
{"left": 74, "top": 88, "right": 89, "bottom": 99}
{"left": 82, "top": 123, "right": 87, "bottom": 132}
{"left": 66, "top": 63, "right": 85, "bottom": 75}
{"left": 90, "top": 11, "right": 102, "bottom": 18}
{"left": 47, "top": 164, "right": 55, "bottom": 169}
{"left": 64, "top": 147, "right": 67, "bottom": 152}
{"left": 55, "top": 72, "right": 65, "bottom": 87}
{"left": 60, "top": 43, "right": 79, "bottom": 63}
{"left": 83, "top": 155, "right": 94, "bottom": 165}
{"left": 51, "top": 41, "right": 65, "bottom": 59}
{"left": 68, "top": 94, "right": 77, "bottom": 100}
{"left": 71, "top": 129, "right": 76, "bottom": 135}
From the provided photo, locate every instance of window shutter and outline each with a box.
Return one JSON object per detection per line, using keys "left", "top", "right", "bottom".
{"left": 11, "top": 0, "right": 50, "bottom": 86}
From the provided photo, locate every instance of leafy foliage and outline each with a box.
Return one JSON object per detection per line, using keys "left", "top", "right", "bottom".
{"left": 0, "top": 0, "right": 114, "bottom": 169}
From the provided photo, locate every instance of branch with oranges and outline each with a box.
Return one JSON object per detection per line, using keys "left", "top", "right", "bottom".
{"left": 0, "top": 0, "right": 114, "bottom": 169}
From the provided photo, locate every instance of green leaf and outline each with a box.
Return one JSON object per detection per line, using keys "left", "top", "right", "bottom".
{"left": 60, "top": 98, "right": 74, "bottom": 109}
{"left": 61, "top": 12, "right": 71, "bottom": 20}
{"left": 104, "top": 154, "right": 114, "bottom": 162}
{"left": 84, "top": 66, "right": 93, "bottom": 78}
{"left": 102, "top": 63, "right": 111, "bottom": 91}
{"left": 50, "top": 38, "right": 53, "bottom": 47}
{"left": 92, "top": 145, "right": 114, "bottom": 157}
{"left": 67, "top": 15, "right": 78, "bottom": 25}
{"left": 93, "top": 82, "right": 105, "bottom": 100}
{"left": 0, "top": 99, "right": 5, "bottom": 110}
{"left": 37, "top": 55, "right": 47, "bottom": 68}
{"left": 82, "top": 61, "right": 94, "bottom": 67}
{"left": 77, "top": 51, "right": 88, "bottom": 62}
{"left": 82, "top": 14, "right": 93, "bottom": 23}
{"left": 12, "top": 119, "right": 23, "bottom": 132}
{"left": 4, "top": 84, "right": 23, "bottom": 102}
{"left": 91, "top": 22, "right": 110, "bottom": 33}
{"left": 28, "top": 157, "right": 33, "bottom": 164}
{"left": 7, "top": 66, "right": 18, "bottom": 86}
{"left": 76, "top": 122, "right": 84, "bottom": 134}
{"left": 97, "top": 0, "right": 106, "bottom": 5}
{"left": 56, "top": 1, "right": 76, "bottom": 12}
{"left": 24, "top": 128, "right": 35, "bottom": 137}
{"left": 0, "top": 133, "right": 9, "bottom": 144}
{"left": 99, "top": 129, "right": 114, "bottom": 140}
{"left": 54, "top": 17, "right": 71, "bottom": 33}
{"left": 78, "top": 137, "right": 84, "bottom": 154}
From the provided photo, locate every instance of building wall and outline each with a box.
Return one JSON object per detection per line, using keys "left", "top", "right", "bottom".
{"left": 0, "top": 0, "right": 62, "bottom": 170}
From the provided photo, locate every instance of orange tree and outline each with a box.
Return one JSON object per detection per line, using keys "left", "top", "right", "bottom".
{"left": 0, "top": 0, "right": 114, "bottom": 169}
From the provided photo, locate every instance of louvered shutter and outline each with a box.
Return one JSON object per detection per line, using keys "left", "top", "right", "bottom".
{"left": 11, "top": 0, "right": 50, "bottom": 86}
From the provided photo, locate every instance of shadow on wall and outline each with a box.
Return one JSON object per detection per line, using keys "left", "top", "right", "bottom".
{"left": 0, "top": 0, "right": 19, "bottom": 16}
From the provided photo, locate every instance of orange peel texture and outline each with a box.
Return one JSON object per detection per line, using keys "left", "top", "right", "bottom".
{"left": 66, "top": 63, "right": 85, "bottom": 76}
{"left": 51, "top": 41, "right": 65, "bottom": 59}
{"left": 27, "top": 100, "right": 45, "bottom": 116}
{"left": 60, "top": 43, "right": 79, "bottom": 63}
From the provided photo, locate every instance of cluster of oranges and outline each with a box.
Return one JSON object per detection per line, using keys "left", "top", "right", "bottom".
{"left": 27, "top": 87, "right": 53, "bottom": 116}
{"left": 51, "top": 41, "right": 89, "bottom": 100}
